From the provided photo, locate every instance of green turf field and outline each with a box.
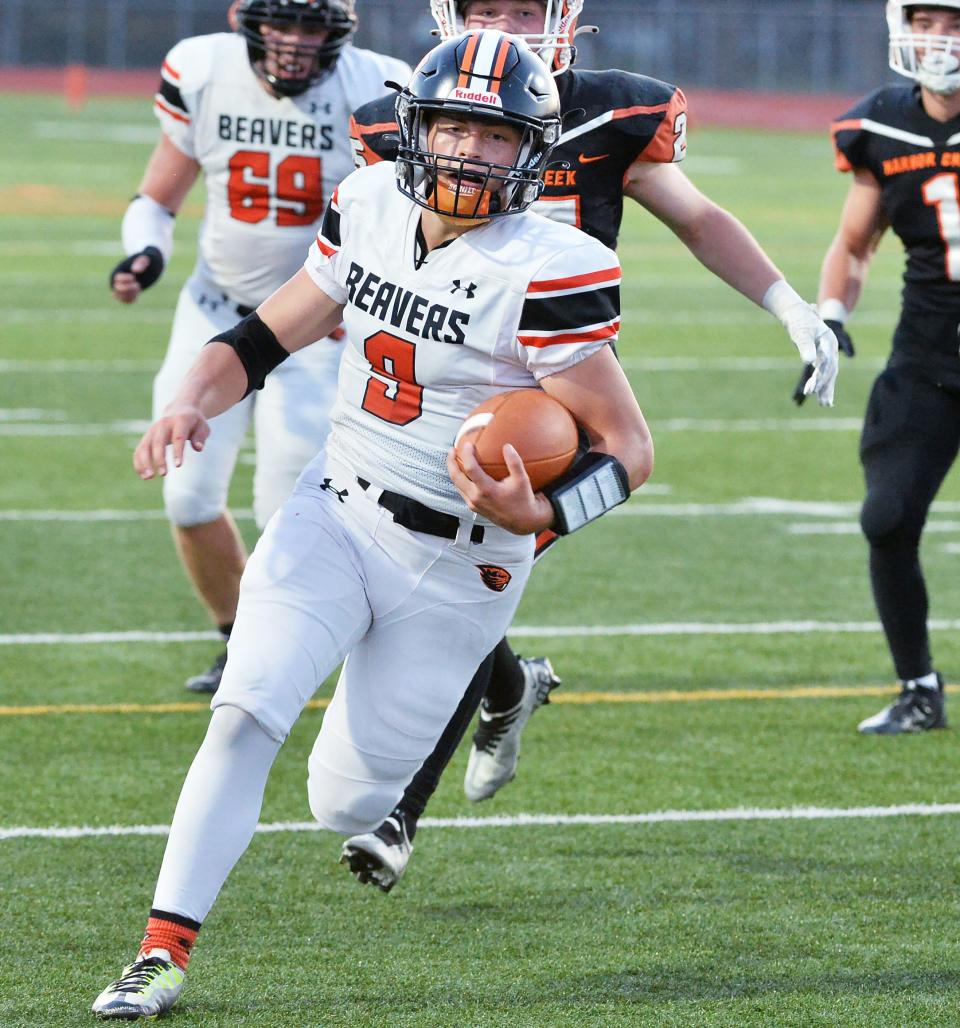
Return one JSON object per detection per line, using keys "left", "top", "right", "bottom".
{"left": 2, "top": 92, "right": 960, "bottom": 1027}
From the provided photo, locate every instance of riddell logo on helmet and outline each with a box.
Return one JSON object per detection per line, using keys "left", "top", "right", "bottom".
{"left": 450, "top": 87, "right": 503, "bottom": 108}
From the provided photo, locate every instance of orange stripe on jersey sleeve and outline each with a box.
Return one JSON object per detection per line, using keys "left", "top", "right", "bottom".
{"left": 527, "top": 266, "right": 621, "bottom": 294}
{"left": 457, "top": 32, "right": 481, "bottom": 88}
{"left": 348, "top": 115, "right": 396, "bottom": 168}
{"left": 629, "top": 88, "right": 687, "bottom": 165}
{"left": 831, "top": 118, "right": 862, "bottom": 173}
{"left": 315, "top": 237, "right": 337, "bottom": 257}
{"left": 831, "top": 118, "right": 863, "bottom": 134}
{"left": 519, "top": 322, "right": 620, "bottom": 348}
{"left": 154, "top": 97, "right": 190, "bottom": 124}
{"left": 351, "top": 119, "right": 399, "bottom": 136}
{"left": 161, "top": 60, "right": 180, "bottom": 82}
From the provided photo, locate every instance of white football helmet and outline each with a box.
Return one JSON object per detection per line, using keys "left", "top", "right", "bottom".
{"left": 430, "top": 0, "right": 588, "bottom": 76}
{"left": 887, "top": 0, "right": 960, "bottom": 95}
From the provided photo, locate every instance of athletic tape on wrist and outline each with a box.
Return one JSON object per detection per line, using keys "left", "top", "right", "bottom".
{"left": 817, "top": 298, "right": 848, "bottom": 324}
{"left": 761, "top": 279, "right": 806, "bottom": 324}
{"left": 542, "top": 452, "right": 630, "bottom": 535}
{"left": 207, "top": 312, "right": 289, "bottom": 397}
{"left": 121, "top": 193, "right": 175, "bottom": 263}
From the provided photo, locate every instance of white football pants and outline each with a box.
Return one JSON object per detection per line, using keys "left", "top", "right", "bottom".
{"left": 152, "top": 270, "right": 342, "bottom": 530}
{"left": 153, "top": 454, "right": 532, "bottom": 921}
{"left": 213, "top": 453, "right": 533, "bottom": 832}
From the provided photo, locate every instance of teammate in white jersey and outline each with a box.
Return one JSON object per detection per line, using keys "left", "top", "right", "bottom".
{"left": 92, "top": 31, "right": 652, "bottom": 1020}
{"left": 108, "top": 0, "right": 408, "bottom": 693}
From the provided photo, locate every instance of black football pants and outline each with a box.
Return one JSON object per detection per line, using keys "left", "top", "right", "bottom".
{"left": 860, "top": 356, "right": 960, "bottom": 680}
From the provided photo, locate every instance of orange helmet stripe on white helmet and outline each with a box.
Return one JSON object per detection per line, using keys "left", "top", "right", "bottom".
{"left": 430, "top": 0, "right": 585, "bottom": 76}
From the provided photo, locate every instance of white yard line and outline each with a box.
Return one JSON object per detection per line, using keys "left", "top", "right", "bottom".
{"left": 7, "top": 498, "right": 960, "bottom": 523}
{"left": 790, "top": 520, "right": 960, "bottom": 535}
{"left": 618, "top": 356, "right": 884, "bottom": 372}
{"left": 0, "top": 421, "right": 149, "bottom": 437}
{"left": 0, "top": 418, "right": 862, "bottom": 438}
{"left": 0, "top": 409, "right": 65, "bottom": 422}
{"left": 0, "top": 241, "right": 122, "bottom": 257}
{"left": 4, "top": 802, "right": 960, "bottom": 841}
{"left": 0, "top": 631, "right": 220, "bottom": 646}
{"left": 0, "top": 510, "right": 176, "bottom": 522}
{"left": 34, "top": 121, "right": 156, "bottom": 144}
{"left": 0, "top": 360, "right": 156, "bottom": 373}
{"left": 620, "top": 308, "right": 898, "bottom": 326}
{"left": 5, "top": 619, "right": 960, "bottom": 646}
{"left": 4, "top": 310, "right": 169, "bottom": 324}
{"left": 0, "top": 356, "right": 876, "bottom": 374}
{"left": 655, "top": 417, "right": 862, "bottom": 432}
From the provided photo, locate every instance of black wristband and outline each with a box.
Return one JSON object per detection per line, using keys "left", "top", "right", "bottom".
{"left": 109, "top": 246, "right": 165, "bottom": 291}
{"left": 542, "top": 451, "right": 630, "bottom": 535}
{"left": 208, "top": 312, "right": 290, "bottom": 397}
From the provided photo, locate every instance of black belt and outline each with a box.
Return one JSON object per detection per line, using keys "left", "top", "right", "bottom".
{"left": 357, "top": 478, "right": 484, "bottom": 543}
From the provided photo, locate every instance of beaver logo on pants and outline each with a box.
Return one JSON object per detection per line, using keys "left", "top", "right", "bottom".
{"left": 476, "top": 564, "right": 512, "bottom": 592}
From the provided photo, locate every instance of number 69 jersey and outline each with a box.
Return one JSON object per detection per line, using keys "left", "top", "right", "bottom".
{"left": 833, "top": 85, "right": 960, "bottom": 324}
{"left": 154, "top": 32, "right": 409, "bottom": 309}
{"left": 302, "top": 162, "right": 622, "bottom": 521}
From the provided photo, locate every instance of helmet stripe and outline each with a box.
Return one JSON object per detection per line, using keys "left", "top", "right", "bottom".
{"left": 457, "top": 32, "right": 482, "bottom": 88}
{"left": 489, "top": 36, "right": 511, "bottom": 93}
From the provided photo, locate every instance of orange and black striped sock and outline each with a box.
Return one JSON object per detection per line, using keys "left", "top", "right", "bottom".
{"left": 139, "top": 909, "right": 201, "bottom": 971}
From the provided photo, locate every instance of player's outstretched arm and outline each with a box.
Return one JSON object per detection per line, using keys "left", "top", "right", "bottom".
{"left": 110, "top": 136, "right": 200, "bottom": 304}
{"left": 625, "top": 161, "right": 841, "bottom": 405}
{"left": 134, "top": 270, "right": 344, "bottom": 480}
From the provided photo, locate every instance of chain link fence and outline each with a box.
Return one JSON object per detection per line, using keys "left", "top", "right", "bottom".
{"left": 1, "top": 0, "right": 891, "bottom": 93}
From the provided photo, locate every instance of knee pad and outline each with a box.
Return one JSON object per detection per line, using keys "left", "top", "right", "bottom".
{"left": 306, "top": 750, "right": 408, "bottom": 836}
{"left": 860, "top": 487, "right": 922, "bottom": 546}
{"left": 307, "top": 771, "right": 403, "bottom": 836}
{"left": 206, "top": 704, "right": 275, "bottom": 752}
{"left": 162, "top": 470, "right": 228, "bottom": 528}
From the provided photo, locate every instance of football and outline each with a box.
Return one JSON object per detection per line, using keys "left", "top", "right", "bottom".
{"left": 453, "top": 389, "right": 579, "bottom": 491}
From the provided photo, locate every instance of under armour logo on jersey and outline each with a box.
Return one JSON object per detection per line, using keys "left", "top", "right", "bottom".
{"left": 320, "top": 478, "right": 349, "bottom": 503}
{"left": 309, "top": 101, "right": 333, "bottom": 116}
{"left": 450, "top": 280, "right": 478, "bottom": 299}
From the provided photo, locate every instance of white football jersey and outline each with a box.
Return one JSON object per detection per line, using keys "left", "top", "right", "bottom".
{"left": 302, "top": 162, "right": 622, "bottom": 520}
{"left": 154, "top": 33, "right": 409, "bottom": 308}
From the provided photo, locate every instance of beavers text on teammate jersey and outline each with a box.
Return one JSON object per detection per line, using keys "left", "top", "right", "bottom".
{"left": 107, "top": 0, "right": 409, "bottom": 698}
{"left": 824, "top": 1, "right": 960, "bottom": 737}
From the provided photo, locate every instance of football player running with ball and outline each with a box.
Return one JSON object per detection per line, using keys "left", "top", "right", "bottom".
{"left": 91, "top": 32, "right": 653, "bottom": 1020}
{"left": 340, "top": 0, "right": 841, "bottom": 894}
{"left": 108, "top": 0, "right": 408, "bottom": 694}
{"left": 819, "top": 2, "right": 960, "bottom": 735}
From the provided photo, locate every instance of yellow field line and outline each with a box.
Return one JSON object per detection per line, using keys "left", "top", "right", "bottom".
{"left": 0, "top": 683, "right": 949, "bottom": 717}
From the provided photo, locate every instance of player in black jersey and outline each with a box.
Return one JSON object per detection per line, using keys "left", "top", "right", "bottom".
{"left": 339, "top": 0, "right": 841, "bottom": 892}
{"left": 817, "top": 2, "right": 960, "bottom": 735}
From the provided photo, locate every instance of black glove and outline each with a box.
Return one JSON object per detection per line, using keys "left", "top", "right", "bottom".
{"left": 791, "top": 363, "right": 816, "bottom": 406}
{"left": 792, "top": 319, "right": 854, "bottom": 405}
{"left": 826, "top": 318, "right": 855, "bottom": 358}
{"left": 109, "top": 246, "right": 165, "bottom": 291}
